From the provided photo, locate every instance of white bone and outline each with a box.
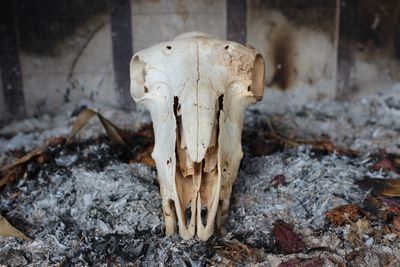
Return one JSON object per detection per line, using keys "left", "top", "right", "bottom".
{"left": 130, "top": 32, "right": 265, "bottom": 240}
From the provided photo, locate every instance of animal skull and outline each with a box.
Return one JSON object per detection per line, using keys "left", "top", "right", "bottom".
{"left": 130, "top": 32, "right": 265, "bottom": 240}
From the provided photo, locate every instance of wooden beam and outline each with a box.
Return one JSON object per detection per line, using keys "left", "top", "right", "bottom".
{"left": 110, "top": 0, "right": 134, "bottom": 110}
{"left": 336, "top": 0, "right": 359, "bottom": 99}
{"left": 227, "top": 0, "right": 247, "bottom": 44}
{"left": 0, "top": 0, "right": 26, "bottom": 117}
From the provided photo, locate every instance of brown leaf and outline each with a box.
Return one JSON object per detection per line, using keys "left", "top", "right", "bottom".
{"left": 0, "top": 215, "right": 31, "bottom": 240}
{"left": 362, "top": 196, "right": 385, "bottom": 220}
{"left": 0, "top": 146, "right": 45, "bottom": 188}
{"left": 394, "top": 157, "right": 400, "bottom": 170}
{"left": 355, "top": 178, "right": 400, "bottom": 197}
{"left": 6, "top": 150, "right": 26, "bottom": 158}
{"left": 270, "top": 174, "right": 286, "bottom": 188}
{"left": 97, "top": 113, "right": 126, "bottom": 145}
{"left": 139, "top": 155, "right": 156, "bottom": 167}
{"left": 348, "top": 219, "right": 372, "bottom": 247}
{"left": 279, "top": 257, "right": 322, "bottom": 267}
{"left": 314, "top": 136, "right": 335, "bottom": 154}
{"left": 265, "top": 133, "right": 358, "bottom": 157}
{"left": 312, "top": 136, "right": 358, "bottom": 157}
{"left": 363, "top": 196, "right": 400, "bottom": 225}
{"left": 371, "top": 158, "right": 397, "bottom": 173}
{"left": 0, "top": 146, "right": 45, "bottom": 173}
{"left": 214, "top": 239, "right": 254, "bottom": 263}
{"left": 251, "top": 138, "right": 283, "bottom": 156}
{"left": 0, "top": 168, "right": 18, "bottom": 188}
{"left": 36, "top": 152, "right": 51, "bottom": 164}
{"left": 381, "top": 198, "right": 400, "bottom": 216}
{"left": 380, "top": 198, "right": 400, "bottom": 230}
{"left": 135, "top": 123, "right": 154, "bottom": 138}
{"left": 273, "top": 220, "right": 306, "bottom": 254}
{"left": 129, "top": 143, "right": 155, "bottom": 167}
{"left": 66, "top": 108, "right": 97, "bottom": 144}
{"left": 325, "top": 204, "right": 366, "bottom": 226}
{"left": 67, "top": 108, "right": 126, "bottom": 145}
{"left": 47, "top": 136, "right": 66, "bottom": 148}
{"left": 393, "top": 216, "right": 400, "bottom": 236}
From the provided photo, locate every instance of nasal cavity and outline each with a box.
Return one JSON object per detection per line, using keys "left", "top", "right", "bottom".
{"left": 218, "top": 94, "right": 224, "bottom": 111}
{"left": 185, "top": 204, "right": 192, "bottom": 226}
{"left": 173, "top": 96, "right": 180, "bottom": 116}
{"left": 201, "top": 207, "right": 208, "bottom": 226}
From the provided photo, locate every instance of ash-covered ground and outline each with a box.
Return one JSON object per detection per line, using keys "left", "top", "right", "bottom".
{"left": 0, "top": 85, "right": 399, "bottom": 266}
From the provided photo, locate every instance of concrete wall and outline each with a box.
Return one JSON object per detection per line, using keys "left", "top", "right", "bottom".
{"left": 0, "top": 71, "right": 4, "bottom": 116}
{"left": 131, "top": 0, "right": 226, "bottom": 51}
{"left": 248, "top": 7, "right": 337, "bottom": 106}
{"left": 247, "top": 0, "right": 400, "bottom": 107}
{"left": 1, "top": 0, "right": 399, "bottom": 122}
{"left": 1, "top": 0, "right": 227, "bottom": 122}
{"left": 20, "top": 14, "right": 115, "bottom": 116}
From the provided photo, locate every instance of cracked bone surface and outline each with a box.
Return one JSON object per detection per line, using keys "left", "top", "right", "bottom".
{"left": 130, "top": 32, "right": 265, "bottom": 240}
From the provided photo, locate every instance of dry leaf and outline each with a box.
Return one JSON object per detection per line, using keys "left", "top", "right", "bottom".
{"left": 0, "top": 146, "right": 46, "bottom": 188}
{"left": 372, "top": 158, "right": 398, "bottom": 173}
{"left": 214, "top": 239, "right": 254, "bottom": 263}
{"left": 363, "top": 197, "right": 400, "bottom": 235}
{"left": 263, "top": 133, "right": 357, "bottom": 157}
{"left": 394, "top": 157, "right": 400, "bottom": 170}
{"left": 279, "top": 257, "right": 322, "bottom": 267}
{"left": 393, "top": 216, "right": 400, "bottom": 236}
{"left": 381, "top": 197, "right": 400, "bottom": 213}
{"left": 66, "top": 108, "right": 97, "bottom": 144}
{"left": 139, "top": 155, "right": 155, "bottom": 167}
{"left": 0, "top": 146, "right": 45, "bottom": 173}
{"left": 0, "top": 167, "right": 15, "bottom": 188}
{"left": 313, "top": 136, "right": 335, "bottom": 154}
{"left": 97, "top": 113, "right": 126, "bottom": 145}
{"left": 270, "top": 174, "right": 286, "bottom": 188}
{"left": 311, "top": 136, "right": 358, "bottom": 157}
{"left": 47, "top": 136, "right": 66, "bottom": 148}
{"left": 135, "top": 123, "right": 154, "bottom": 139}
{"left": 348, "top": 219, "right": 372, "bottom": 247}
{"left": 363, "top": 196, "right": 383, "bottom": 216}
{"left": 67, "top": 108, "right": 126, "bottom": 145}
{"left": 273, "top": 220, "right": 306, "bottom": 254}
{"left": 355, "top": 178, "right": 400, "bottom": 197}
{"left": 130, "top": 143, "right": 155, "bottom": 167}
{"left": 0, "top": 215, "right": 31, "bottom": 240}
{"left": 325, "top": 204, "right": 366, "bottom": 226}
{"left": 250, "top": 138, "right": 283, "bottom": 156}
{"left": 36, "top": 152, "right": 50, "bottom": 164}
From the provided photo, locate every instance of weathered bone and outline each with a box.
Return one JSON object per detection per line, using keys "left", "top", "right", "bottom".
{"left": 130, "top": 32, "right": 265, "bottom": 240}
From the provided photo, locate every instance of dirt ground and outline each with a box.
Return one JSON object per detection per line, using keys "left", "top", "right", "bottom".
{"left": 0, "top": 85, "right": 399, "bottom": 266}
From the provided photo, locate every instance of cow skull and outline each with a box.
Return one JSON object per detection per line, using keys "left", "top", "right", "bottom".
{"left": 130, "top": 32, "right": 265, "bottom": 240}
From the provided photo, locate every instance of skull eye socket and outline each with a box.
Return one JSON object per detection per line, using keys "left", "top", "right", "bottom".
{"left": 130, "top": 55, "right": 147, "bottom": 99}
{"left": 249, "top": 53, "right": 265, "bottom": 101}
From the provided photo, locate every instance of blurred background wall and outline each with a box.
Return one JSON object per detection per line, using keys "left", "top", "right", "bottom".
{"left": 0, "top": 0, "right": 399, "bottom": 122}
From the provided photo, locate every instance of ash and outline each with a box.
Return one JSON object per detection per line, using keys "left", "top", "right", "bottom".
{"left": 0, "top": 85, "right": 400, "bottom": 266}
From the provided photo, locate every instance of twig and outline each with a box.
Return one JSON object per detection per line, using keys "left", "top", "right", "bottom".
{"left": 360, "top": 188, "right": 373, "bottom": 204}
{"left": 296, "top": 197, "right": 312, "bottom": 218}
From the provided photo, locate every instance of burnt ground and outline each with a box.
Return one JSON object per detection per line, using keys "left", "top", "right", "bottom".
{"left": 0, "top": 85, "right": 400, "bottom": 266}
